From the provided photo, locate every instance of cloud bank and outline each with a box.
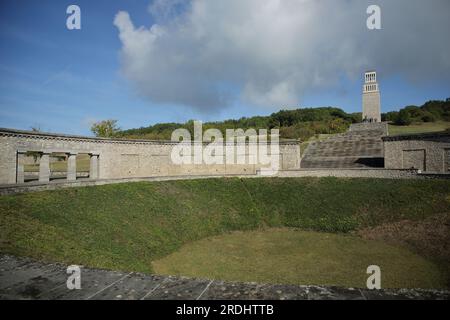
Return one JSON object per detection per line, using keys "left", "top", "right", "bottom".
{"left": 114, "top": 0, "right": 450, "bottom": 112}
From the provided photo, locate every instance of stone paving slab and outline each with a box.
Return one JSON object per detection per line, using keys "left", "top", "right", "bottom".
{"left": 144, "top": 277, "right": 213, "bottom": 300}
{"left": 304, "top": 286, "right": 365, "bottom": 300}
{"left": 0, "top": 255, "right": 448, "bottom": 300}
{"left": 200, "top": 281, "right": 263, "bottom": 300}
{"left": 0, "top": 256, "right": 68, "bottom": 299}
{"left": 359, "top": 288, "right": 449, "bottom": 300}
{"left": 37, "top": 268, "right": 129, "bottom": 300}
{"left": 94, "top": 273, "right": 166, "bottom": 300}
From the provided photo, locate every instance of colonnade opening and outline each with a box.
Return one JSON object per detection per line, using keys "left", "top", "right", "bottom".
{"left": 16, "top": 151, "right": 99, "bottom": 184}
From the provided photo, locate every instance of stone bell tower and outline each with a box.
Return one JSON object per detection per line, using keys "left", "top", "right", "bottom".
{"left": 362, "top": 70, "right": 381, "bottom": 122}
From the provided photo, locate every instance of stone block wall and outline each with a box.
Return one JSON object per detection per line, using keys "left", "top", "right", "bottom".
{"left": 383, "top": 132, "right": 450, "bottom": 173}
{"left": 277, "top": 168, "right": 421, "bottom": 179}
{"left": 0, "top": 128, "right": 301, "bottom": 184}
{"left": 349, "top": 122, "right": 388, "bottom": 135}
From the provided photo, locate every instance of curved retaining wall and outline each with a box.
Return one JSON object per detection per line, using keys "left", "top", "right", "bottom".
{"left": 0, "top": 128, "right": 301, "bottom": 185}
{"left": 278, "top": 168, "right": 423, "bottom": 179}
{"left": 1, "top": 169, "right": 448, "bottom": 196}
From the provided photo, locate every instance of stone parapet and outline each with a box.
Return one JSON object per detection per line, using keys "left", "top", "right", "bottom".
{"left": 0, "top": 128, "right": 301, "bottom": 185}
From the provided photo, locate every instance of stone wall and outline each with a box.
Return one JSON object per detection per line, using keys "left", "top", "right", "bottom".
{"left": 276, "top": 168, "right": 422, "bottom": 179}
{"left": 349, "top": 122, "right": 388, "bottom": 135}
{"left": 3, "top": 168, "right": 447, "bottom": 196}
{"left": 383, "top": 132, "right": 450, "bottom": 173}
{"left": 0, "top": 128, "right": 301, "bottom": 184}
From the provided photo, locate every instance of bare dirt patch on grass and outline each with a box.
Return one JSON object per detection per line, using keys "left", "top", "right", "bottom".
{"left": 356, "top": 213, "right": 450, "bottom": 264}
{"left": 355, "top": 212, "right": 450, "bottom": 287}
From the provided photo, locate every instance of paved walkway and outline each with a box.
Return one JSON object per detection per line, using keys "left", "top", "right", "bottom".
{"left": 0, "top": 255, "right": 448, "bottom": 300}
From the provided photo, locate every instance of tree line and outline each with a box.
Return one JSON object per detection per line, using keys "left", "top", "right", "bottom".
{"left": 91, "top": 99, "right": 450, "bottom": 140}
{"left": 382, "top": 99, "right": 450, "bottom": 126}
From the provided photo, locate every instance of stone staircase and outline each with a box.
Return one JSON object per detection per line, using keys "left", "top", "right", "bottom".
{"left": 301, "top": 124, "right": 387, "bottom": 169}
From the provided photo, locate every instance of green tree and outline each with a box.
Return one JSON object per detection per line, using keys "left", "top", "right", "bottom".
{"left": 421, "top": 111, "right": 436, "bottom": 122}
{"left": 394, "top": 110, "right": 412, "bottom": 126}
{"left": 383, "top": 111, "right": 399, "bottom": 122}
{"left": 91, "top": 120, "right": 120, "bottom": 138}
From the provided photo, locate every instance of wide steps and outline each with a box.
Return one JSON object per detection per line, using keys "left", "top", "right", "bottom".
{"left": 301, "top": 128, "right": 385, "bottom": 168}
{"left": 301, "top": 157, "right": 384, "bottom": 169}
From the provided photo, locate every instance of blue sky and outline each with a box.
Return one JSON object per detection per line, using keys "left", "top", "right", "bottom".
{"left": 0, "top": 0, "right": 449, "bottom": 135}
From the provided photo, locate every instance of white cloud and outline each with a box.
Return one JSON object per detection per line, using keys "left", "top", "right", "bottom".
{"left": 114, "top": 0, "right": 450, "bottom": 112}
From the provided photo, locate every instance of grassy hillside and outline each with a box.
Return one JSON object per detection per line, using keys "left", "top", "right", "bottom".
{"left": 1, "top": 178, "right": 449, "bottom": 280}
{"left": 388, "top": 121, "right": 450, "bottom": 136}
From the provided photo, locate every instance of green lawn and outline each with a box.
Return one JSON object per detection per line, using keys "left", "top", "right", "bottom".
{"left": 153, "top": 229, "right": 445, "bottom": 289}
{"left": 0, "top": 178, "right": 449, "bottom": 288}
{"left": 388, "top": 121, "right": 449, "bottom": 136}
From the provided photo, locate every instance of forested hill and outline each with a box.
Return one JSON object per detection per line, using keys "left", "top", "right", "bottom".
{"left": 118, "top": 107, "right": 359, "bottom": 141}
{"left": 116, "top": 99, "right": 449, "bottom": 141}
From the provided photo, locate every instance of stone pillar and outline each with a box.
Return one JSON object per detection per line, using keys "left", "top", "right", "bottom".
{"left": 67, "top": 153, "right": 77, "bottom": 181}
{"left": 16, "top": 152, "right": 25, "bottom": 184}
{"left": 89, "top": 154, "right": 99, "bottom": 179}
{"left": 39, "top": 153, "right": 50, "bottom": 183}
